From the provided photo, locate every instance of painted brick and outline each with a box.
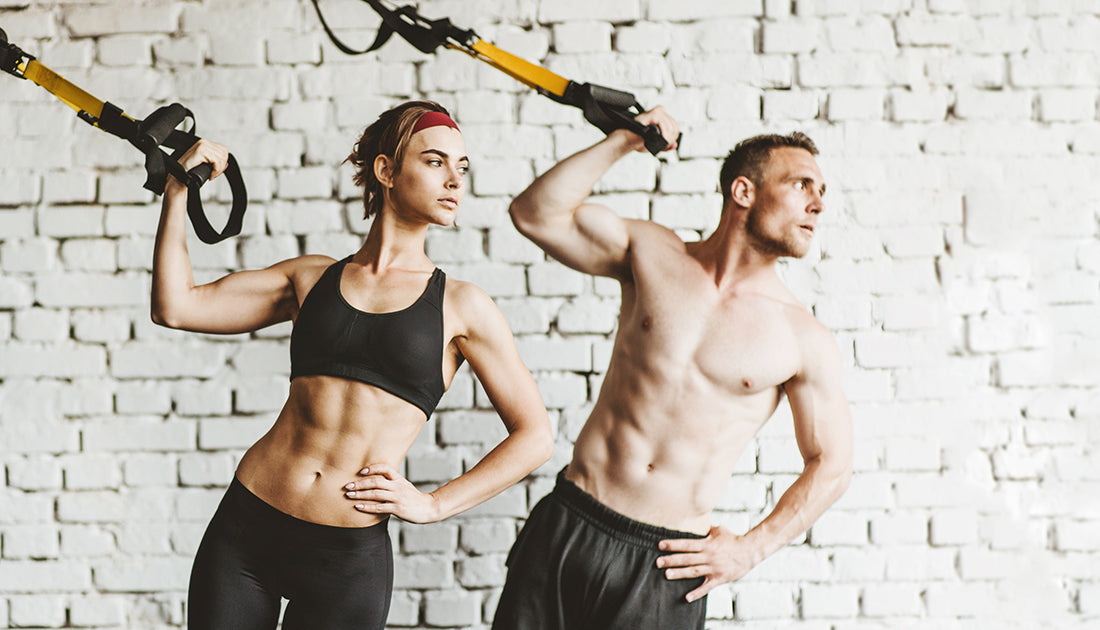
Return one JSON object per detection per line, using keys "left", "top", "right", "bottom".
{"left": 69, "top": 595, "right": 127, "bottom": 626}
{"left": 801, "top": 583, "right": 860, "bottom": 618}
{"left": 459, "top": 519, "right": 516, "bottom": 554}
{"left": 733, "top": 583, "right": 797, "bottom": 619}
{"left": 539, "top": 0, "right": 640, "bottom": 22}
{"left": 930, "top": 508, "right": 981, "bottom": 546}
{"left": 554, "top": 21, "right": 612, "bottom": 53}
{"left": 196, "top": 417, "right": 271, "bottom": 451}
{"left": 457, "top": 554, "right": 509, "bottom": 588}
{"left": 83, "top": 418, "right": 196, "bottom": 453}
{"left": 862, "top": 582, "right": 923, "bottom": 617}
{"left": 2, "top": 4, "right": 1100, "bottom": 630}
{"left": 762, "top": 20, "right": 819, "bottom": 54}
{"left": 0, "top": 560, "right": 92, "bottom": 592}
{"left": 394, "top": 555, "right": 455, "bottom": 589}
{"left": 828, "top": 88, "right": 885, "bottom": 120}
{"left": 424, "top": 589, "right": 482, "bottom": 626}
{"left": 2, "top": 524, "right": 61, "bottom": 560}
{"left": 9, "top": 594, "right": 67, "bottom": 627}
{"left": 62, "top": 454, "right": 122, "bottom": 491}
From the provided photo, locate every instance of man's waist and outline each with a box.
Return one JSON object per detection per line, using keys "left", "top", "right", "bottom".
{"left": 563, "top": 460, "right": 714, "bottom": 536}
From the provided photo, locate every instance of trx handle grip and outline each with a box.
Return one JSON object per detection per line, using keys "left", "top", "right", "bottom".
{"left": 136, "top": 102, "right": 190, "bottom": 153}
{"left": 564, "top": 82, "right": 680, "bottom": 156}
{"left": 188, "top": 163, "right": 214, "bottom": 187}
{"left": 99, "top": 101, "right": 249, "bottom": 244}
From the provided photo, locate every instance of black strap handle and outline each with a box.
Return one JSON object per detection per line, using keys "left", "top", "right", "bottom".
{"left": 180, "top": 156, "right": 247, "bottom": 245}
{"left": 564, "top": 82, "right": 680, "bottom": 156}
{"left": 97, "top": 102, "right": 248, "bottom": 244}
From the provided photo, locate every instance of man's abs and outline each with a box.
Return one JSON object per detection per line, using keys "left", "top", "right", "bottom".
{"left": 566, "top": 392, "right": 776, "bottom": 535}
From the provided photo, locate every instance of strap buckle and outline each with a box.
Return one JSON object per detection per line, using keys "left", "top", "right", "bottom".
{"left": 365, "top": 0, "right": 476, "bottom": 53}
{"left": 0, "top": 27, "right": 33, "bottom": 78}
{"left": 311, "top": 0, "right": 476, "bottom": 56}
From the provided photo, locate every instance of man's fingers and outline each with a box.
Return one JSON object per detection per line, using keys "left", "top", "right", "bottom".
{"left": 684, "top": 578, "right": 715, "bottom": 603}
{"left": 656, "top": 552, "right": 703, "bottom": 568}
{"left": 659, "top": 537, "right": 706, "bottom": 553}
{"left": 664, "top": 563, "right": 707, "bottom": 581}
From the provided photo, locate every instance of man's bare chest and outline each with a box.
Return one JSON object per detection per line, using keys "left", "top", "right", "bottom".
{"left": 621, "top": 269, "right": 802, "bottom": 395}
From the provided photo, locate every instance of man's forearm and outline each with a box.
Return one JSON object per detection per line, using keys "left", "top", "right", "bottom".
{"left": 741, "top": 455, "right": 852, "bottom": 566}
{"left": 509, "top": 130, "right": 635, "bottom": 227}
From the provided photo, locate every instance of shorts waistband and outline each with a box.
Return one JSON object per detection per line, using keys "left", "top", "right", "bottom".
{"left": 226, "top": 476, "right": 388, "bottom": 551}
{"left": 552, "top": 468, "right": 704, "bottom": 549}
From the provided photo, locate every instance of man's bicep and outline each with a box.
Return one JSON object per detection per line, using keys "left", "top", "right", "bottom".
{"left": 519, "top": 202, "right": 632, "bottom": 279}
{"left": 786, "top": 329, "right": 853, "bottom": 466}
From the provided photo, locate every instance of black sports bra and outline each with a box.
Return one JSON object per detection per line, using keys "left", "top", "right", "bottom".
{"left": 289, "top": 256, "right": 446, "bottom": 418}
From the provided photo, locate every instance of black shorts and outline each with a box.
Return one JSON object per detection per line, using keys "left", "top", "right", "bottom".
{"left": 492, "top": 469, "right": 707, "bottom": 630}
{"left": 187, "top": 477, "right": 393, "bottom": 630}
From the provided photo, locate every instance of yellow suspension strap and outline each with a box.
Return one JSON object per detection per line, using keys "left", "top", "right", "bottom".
{"left": 1, "top": 27, "right": 248, "bottom": 244}
{"left": 309, "top": 0, "right": 678, "bottom": 155}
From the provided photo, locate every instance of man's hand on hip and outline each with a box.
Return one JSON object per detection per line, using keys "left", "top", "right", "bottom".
{"left": 657, "top": 525, "right": 755, "bottom": 603}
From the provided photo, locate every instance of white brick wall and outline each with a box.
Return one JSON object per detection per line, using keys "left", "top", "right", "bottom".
{"left": 2, "top": 2, "right": 1099, "bottom": 629}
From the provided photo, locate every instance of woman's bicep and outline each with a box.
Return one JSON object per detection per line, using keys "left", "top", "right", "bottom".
{"left": 192, "top": 267, "right": 299, "bottom": 333}
{"left": 454, "top": 291, "right": 548, "bottom": 431}
{"left": 158, "top": 262, "right": 299, "bottom": 334}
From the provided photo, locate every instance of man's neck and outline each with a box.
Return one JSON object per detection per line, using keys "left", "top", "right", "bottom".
{"left": 690, "top": 215, "right": 782, "bottom": 292}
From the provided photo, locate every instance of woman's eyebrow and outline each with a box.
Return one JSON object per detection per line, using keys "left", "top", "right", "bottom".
{"left": 420, "top": 149, "right": 469, "bottom": 163}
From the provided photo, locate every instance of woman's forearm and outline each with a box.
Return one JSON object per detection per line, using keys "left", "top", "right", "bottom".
{"left": 150, "top": 180, "right": 198, "bottom": 327}
{"left": 428, "top": 423, "right": 554, "bottom": 521}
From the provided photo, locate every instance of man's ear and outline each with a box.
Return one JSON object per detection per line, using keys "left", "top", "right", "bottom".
{"left": 730, "top": 176, "right": 754, "bottom": 208}
{"left": 374, "top": 154, "right": 395, "bottom": 189}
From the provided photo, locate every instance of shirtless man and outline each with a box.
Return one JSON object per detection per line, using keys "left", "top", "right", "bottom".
{"left": 491, "top": 108, "right": 853, "bottom": 630}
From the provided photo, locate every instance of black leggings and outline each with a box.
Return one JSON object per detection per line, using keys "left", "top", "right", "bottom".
{"left": 187, "top": 478, "right": 393, "bottom": 630}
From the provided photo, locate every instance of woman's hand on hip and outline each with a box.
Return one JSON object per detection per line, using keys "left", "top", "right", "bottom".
{"left": 344, "top": 463, "right": 442, "bottom": 524}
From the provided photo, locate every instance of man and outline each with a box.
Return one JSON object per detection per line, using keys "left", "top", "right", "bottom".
{"left": 492, "top": 108, "right": 853, "bottom": 630}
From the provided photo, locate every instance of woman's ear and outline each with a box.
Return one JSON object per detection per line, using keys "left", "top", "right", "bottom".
{"left": 373, "top": 154, "right": 395, "bottom": 189}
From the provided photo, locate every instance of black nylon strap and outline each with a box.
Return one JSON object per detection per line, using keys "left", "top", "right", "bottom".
{"left": 310, "top": 0, "right": 393, "bottom": 55}
{"left": 3, "top": 28, "right": 248, "bottom": 243}
{"left": 129, "top": 103, "right": 249, "bottom": 243}
{"left": 183, "top": 155, "right": 247, "bottom": 244}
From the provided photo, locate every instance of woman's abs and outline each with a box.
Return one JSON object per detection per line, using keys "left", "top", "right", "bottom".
{"left": 234, "top": 380, "right": 426, "bottom": 527}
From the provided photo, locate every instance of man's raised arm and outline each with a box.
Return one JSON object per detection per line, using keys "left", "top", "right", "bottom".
{"left": 508, "top": 107, "right": 679, "bottom": 279}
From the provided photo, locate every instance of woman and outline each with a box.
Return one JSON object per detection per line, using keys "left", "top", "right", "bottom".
{"left": 151, "top": 101, "right": 553, "bottom": 629}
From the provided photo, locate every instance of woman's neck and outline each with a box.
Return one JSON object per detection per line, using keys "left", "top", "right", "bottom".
{"left": 355, "top": 210, "right": 433, "bottom": 272}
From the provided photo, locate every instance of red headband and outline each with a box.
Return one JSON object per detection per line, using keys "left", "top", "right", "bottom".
{"left": 412, "top": 111, "right": 460, "bottom": 134}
